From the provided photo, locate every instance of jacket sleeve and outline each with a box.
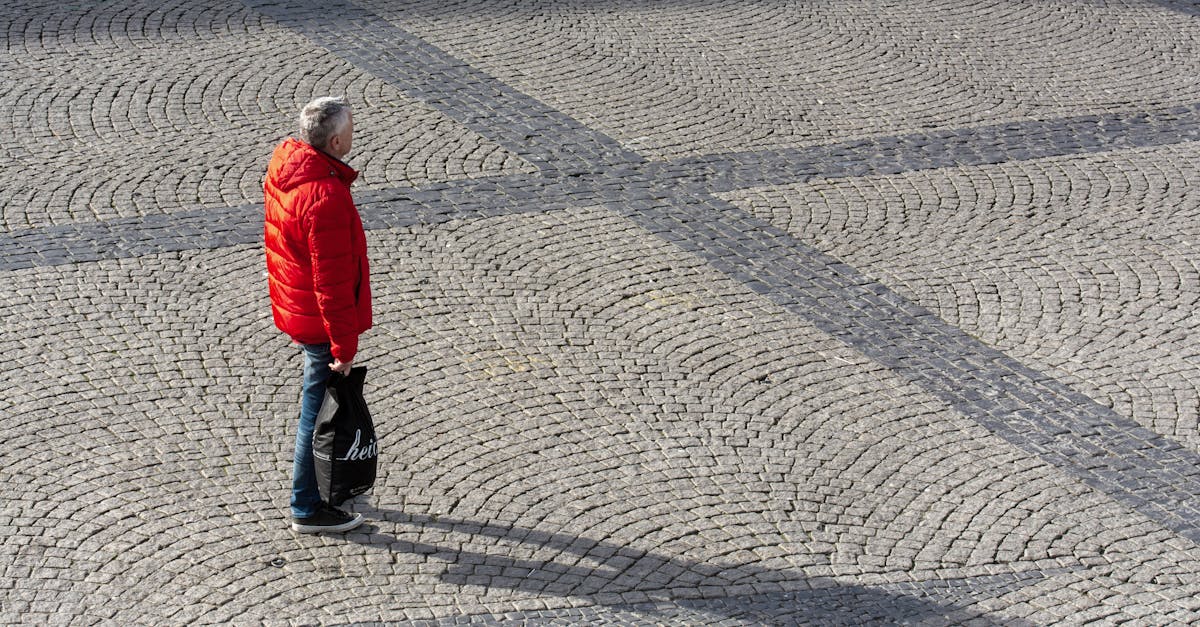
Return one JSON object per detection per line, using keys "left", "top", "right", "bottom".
{"left": 306, "top": 189, "right": 360, "bottom": 362}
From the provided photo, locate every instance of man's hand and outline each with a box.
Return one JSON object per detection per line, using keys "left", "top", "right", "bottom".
{"left": 330, "top": 359, "right": 353, "bottom": 375}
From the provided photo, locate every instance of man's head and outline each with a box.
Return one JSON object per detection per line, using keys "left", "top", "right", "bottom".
{"left": 298, "top": 96, "right": 353, "bottom": 160}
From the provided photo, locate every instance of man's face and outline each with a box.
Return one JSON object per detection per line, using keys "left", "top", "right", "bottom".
{"left": 328, "top": 111, "right": 354, "bottom": 160}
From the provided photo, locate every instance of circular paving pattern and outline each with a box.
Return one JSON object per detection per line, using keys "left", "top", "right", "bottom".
{"left": 722, "top": 142, "right": 1200, "bottom": 451}
{"left": 5, "top": 0, "right": 1200, "bottom": 624}
{"left": 0, "top": 0, "right": 530, "bottom": 230}
{"left": 359, "top": 0, "right": 1200, "bottom": 160}
{"left": 5, "top": 207, "right": 1200, "bottom": 623}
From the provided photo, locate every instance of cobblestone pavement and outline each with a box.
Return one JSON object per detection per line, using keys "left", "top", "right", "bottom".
{"left": 4, "top": 0, "right": 1200, "bottom": 624}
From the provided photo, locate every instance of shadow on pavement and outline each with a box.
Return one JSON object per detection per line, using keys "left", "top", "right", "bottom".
{"left": 341, "top": 509, "right": 1013, "bottom": 625}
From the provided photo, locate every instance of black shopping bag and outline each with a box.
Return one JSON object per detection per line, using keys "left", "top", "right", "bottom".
{"left": 312, "top": 366, "right": 378, "bottom": 506}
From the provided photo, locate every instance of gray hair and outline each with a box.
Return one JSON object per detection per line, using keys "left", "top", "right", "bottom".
{"left": 298, "top": 96, "right": 351, "bottom": 150}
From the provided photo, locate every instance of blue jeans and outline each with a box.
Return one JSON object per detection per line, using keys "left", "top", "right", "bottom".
{"left": 292, "top": 343, "right": 333, "bottom": 518}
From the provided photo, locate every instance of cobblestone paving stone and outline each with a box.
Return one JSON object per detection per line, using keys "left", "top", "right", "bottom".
{"left": 4, "top": 0, "right": 1200, "bottom": 625}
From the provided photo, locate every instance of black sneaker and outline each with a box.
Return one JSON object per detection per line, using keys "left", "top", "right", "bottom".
{"left": 292, "top": 505, "right": 364, "bottom": 534}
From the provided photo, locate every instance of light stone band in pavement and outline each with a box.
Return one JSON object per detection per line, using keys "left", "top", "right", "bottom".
{"left": 4, "top": 0, "right": 1200, "bottom": 625}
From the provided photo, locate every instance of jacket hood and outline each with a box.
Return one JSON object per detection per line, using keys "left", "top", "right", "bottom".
{"left": 266, "top": 138, "right": 359, "bottom": 192}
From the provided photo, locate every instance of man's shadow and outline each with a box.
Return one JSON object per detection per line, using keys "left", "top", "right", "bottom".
{"left": 347, "top": 507, "right": 1024, "bottom": 625}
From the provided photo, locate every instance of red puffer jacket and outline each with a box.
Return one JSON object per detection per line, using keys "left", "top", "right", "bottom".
{"left": 264, "top": 138, "right": 371, "bottom": 363}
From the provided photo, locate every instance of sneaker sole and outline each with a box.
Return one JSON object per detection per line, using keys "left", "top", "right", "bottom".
{"left": 291, "top": 513, "right": 365, "bottom": 534}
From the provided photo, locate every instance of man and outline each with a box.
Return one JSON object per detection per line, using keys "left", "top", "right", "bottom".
{"left": 264, "top": 96, "right": 372, "bottom": 533}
